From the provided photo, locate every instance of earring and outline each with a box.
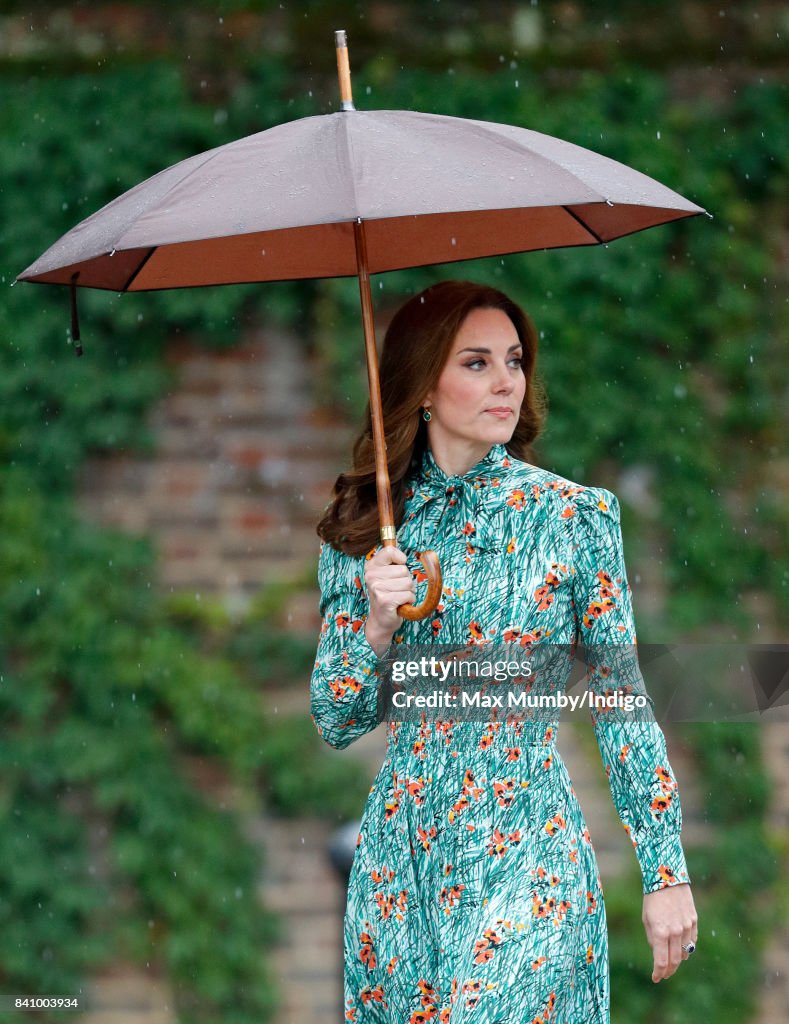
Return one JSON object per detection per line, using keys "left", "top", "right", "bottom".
{"left": 422, "top": 407, "right": 432, "bottom": 422}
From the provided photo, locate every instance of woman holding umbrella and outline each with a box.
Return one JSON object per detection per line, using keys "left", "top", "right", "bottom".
{"left": 310, "top": 279, "right": 698, "bottom": 1023}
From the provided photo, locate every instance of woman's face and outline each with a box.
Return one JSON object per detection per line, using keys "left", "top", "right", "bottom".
{"left": 423, "top": 306, "right": 526, "bottom": 450}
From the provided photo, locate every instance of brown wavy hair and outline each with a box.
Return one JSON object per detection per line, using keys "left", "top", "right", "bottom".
{"left": 316, "top": 279, "right": 547, "bottom": 556}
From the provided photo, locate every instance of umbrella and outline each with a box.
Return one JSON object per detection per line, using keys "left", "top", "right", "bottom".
{"left": 17, "top": 30, "right": 708, "bottom": 620}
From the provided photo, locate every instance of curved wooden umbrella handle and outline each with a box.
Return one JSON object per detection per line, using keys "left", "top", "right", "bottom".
{"left": 380, "top": 542, "right": 442, "bottom": 622}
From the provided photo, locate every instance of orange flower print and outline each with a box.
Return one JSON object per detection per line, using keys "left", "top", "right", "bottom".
{"left": 359, "top": 930, "right": 377, "bottom": 970}
{"left": 487, "top": 828, "right": 522, "bottom": 858}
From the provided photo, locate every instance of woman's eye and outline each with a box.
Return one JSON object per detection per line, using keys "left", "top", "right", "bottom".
{"left": 465, "top": 356, "right": 523, "bottom": 370}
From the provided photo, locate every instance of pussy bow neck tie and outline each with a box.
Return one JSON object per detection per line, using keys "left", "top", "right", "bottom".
{"left": 399, "top": 442, "right": 511, "bottom": 555}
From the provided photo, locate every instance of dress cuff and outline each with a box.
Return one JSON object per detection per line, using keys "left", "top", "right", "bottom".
{"left": 635, "top": 828, "right": 692, "bottom": 894}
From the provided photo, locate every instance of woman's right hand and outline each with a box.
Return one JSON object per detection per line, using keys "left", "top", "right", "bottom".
{"left": 363, "top": 545, "right": 415, "bottom": 650}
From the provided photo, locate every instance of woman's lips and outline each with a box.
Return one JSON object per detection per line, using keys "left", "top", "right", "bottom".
{"left": 485, "top": 408, "right": 513, "bottom": 418}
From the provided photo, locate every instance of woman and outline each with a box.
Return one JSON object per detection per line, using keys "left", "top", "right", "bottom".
{"left": 311, "top": 280, "right": 698, "bottom": 1023}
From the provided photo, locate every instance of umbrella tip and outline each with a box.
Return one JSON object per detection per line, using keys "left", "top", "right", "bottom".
{"left": 334, "top": 29, "right": 356, "bottom": 112}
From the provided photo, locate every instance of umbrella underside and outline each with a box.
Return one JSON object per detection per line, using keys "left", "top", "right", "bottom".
{"left": 20, "top": 203, "right": 695, "bottom": 292}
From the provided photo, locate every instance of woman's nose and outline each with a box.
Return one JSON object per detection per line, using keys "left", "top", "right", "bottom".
{"left": 492, "top": 367, "right": 515, "bottom": 392}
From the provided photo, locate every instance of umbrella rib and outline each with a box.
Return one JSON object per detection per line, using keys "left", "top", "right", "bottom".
{"left": 338, "top": 114, "right": 361, "bottom": 220}
{"left": 561, "top": 205, "right": 605, "bottom": 243}
{"left": 121, "top": 248, "right": 157, "bottom": 292}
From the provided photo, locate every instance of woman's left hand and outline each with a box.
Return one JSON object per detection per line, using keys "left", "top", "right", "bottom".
{"left": 642, "top": 882, "right": 698, "bottom": 982}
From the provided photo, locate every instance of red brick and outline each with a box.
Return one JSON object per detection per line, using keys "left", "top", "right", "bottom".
{"left": 237, "top": 509, "right": 273, "bottom": 531}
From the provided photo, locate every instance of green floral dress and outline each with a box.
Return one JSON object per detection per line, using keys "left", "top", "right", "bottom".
{"left": 311, "top": 442, "right": 691, "bottom": 1024}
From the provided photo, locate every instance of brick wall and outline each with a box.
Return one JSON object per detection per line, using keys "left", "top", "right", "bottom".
{"left": 77, "top": 326, "right": 353, "bottom": 609}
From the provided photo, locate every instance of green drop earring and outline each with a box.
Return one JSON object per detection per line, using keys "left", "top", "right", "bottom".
{"left": 422, "top": 407, "right": 432, "bottom": 422}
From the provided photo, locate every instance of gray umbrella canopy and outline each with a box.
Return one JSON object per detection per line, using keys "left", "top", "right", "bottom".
{"left": 17, "top": 108, "right": 706, "bottom": 291}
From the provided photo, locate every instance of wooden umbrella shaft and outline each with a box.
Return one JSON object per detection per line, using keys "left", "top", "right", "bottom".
{"left": 353, "top": 218, "right": 396, "bottom": 546}
{"left": 342, "top": 33, "right": 441, "bottom": 623}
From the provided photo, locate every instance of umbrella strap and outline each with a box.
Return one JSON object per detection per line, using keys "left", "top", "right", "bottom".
{"left": 70, "top": 272, "right": 82, "bottom": 356}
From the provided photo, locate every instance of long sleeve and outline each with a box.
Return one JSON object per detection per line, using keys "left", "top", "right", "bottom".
{"left": 569, "top": 486, "right": 692, "bottom": 895}
{"left": 309, "top": 539, "right": 386, "bottom": 750}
